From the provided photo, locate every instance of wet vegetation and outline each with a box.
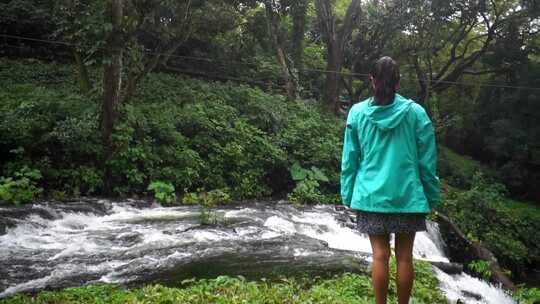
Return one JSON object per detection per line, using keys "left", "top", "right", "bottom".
{"left": 0, "top": 260, "right": 447, "bottom": 304}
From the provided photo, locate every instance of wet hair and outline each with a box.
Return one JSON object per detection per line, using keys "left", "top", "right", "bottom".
{"left": 370, "top": 56, "right": 400, "bottom": 106}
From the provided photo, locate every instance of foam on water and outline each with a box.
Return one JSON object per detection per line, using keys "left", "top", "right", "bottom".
{"left": 290, "top": 211, "right": 372, "bottom": 252}
{"left": 264, "top": 216, "right": 297, "bottom": 234}
{"left": 434, "top": 267, "right": 515, "bottom": 304}
{"left": 223, "top": 208, "right": 259, "bottom": 218}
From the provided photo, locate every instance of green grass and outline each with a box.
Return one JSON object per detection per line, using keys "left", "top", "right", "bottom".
{"left": 0, "top": 260, "right": 447, "bottom": 304}
{"left": 440, "top": 146, "right": 481, "bottom": 176}
{"left": 438, "top": 146, "right": 497, "bottom": 188}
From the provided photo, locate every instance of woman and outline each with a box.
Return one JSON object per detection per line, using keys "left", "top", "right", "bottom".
{"left": 340, "top": 56, "right": 440, "bottom": 304}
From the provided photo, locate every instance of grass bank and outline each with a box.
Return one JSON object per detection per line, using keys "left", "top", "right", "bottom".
{"left": 0, "top": 260, "right": 447, "bottom": 304}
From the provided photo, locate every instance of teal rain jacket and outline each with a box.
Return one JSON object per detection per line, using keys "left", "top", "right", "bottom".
{"left": 340, "top": 94, "right": 440, "bottom": 213}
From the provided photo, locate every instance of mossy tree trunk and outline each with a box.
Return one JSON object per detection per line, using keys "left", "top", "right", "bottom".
{"left": 101, "top": 0, "right": 124, "bottom": 195}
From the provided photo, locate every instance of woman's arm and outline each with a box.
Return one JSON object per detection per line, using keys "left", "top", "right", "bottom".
{"left": 415, "top": 106, "right": 441, "bottom": 209}
{"left": 340, "top": 109, "right": 361, "bottom": 207}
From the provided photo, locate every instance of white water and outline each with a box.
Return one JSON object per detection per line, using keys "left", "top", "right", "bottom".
{"left": 0, "top": 201, "right": 515, "bottom": 303}
{"left": 270, "top": 206, "right": 514, "bottom": 303}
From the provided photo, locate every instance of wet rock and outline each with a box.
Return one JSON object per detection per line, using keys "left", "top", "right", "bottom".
{"left": 114, "top": 232, "right": 143, "bottom": 247}
{"left": 0, "top": 216, "right": 16, "bottom": 235}
{"left": 54, "top": 200, "right": 113, "bottom": 215}
{"left": 0, "top": 205, "right": 58, "bottom": 221}
{"left": 429, "top": 261, "right": 464, "bottom": 274}
{"left": 462, "top": 289, "right": 483, "bottom": 300}
{"left": 125, "top": 234, "right": 371, "bottom": 286}
{"left": 437, "top": 215, "right": 474, "bottom": 264}
{"left": 0, "top": 200, "right": 113, "bottom": 225}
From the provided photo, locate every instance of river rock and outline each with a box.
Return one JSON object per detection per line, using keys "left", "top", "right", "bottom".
{"left": 429, "top": 261, "right": 464, "bottom": 274}
{"left": 123, "top": 234, "right": 371, "bottom": 286}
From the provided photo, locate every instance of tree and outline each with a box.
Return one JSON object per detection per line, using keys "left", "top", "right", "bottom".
{"left": 101, "top": 0, "right": 124, "bottom": 194}
{"left": 291, "top": 0, "right": 308, "bottom": 75}
{"left": 315, "top": 0, "right": 361, "bottom": 113}
{"left": 261, "top": 0, "right": 309, "bottom": 100}
{"left": 263, "top": 0, "right": 298, "bottom": 99}
{"left": 0, "top": 0, "right": 56, "bottom": 57}
{"left": 473, "top": 13, "right": 540, "bottom": 200}
{"left": 122, "top": 0, "right": 195, "bottom": 102}
{"left": 341, "top": 0, "right": 410, "bottom": 103}
{"left": 53, "top": 0, "right": 108, "bottom": 94}
{"left": 56, "top": 0, "right": 198, "bottom": 191}
{"left": 402, "top": 0, "right": 530, "bottom": 104}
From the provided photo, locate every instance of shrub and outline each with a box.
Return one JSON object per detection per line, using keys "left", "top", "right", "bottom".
{"left": 0, "top": 166, "right": 43, "bottom": 205}
{"left": 440, "top": 172, "right": 540, "bottom": 280}
{"left": 468, "top": 260, "right": 492, "bottom": 280}
{"left": 0, "top": 81, "right": 101, "bottom": 196}
{"left": 276, "top": 105, "right": 343, "bottom": 197}
{"left": 147, "top": 181, "right": 176, "bottom": 205}
{"left": 513, "top": 287, "right": 540, "bottom": 304}
{"left": 109, "top": 103, "right": 203, "bottom": 195}
{"left": 176, "top": 101, "right": 285, "bottom": 199}
{"left": 182, "top": 188, "right": 232, "bottom": 225}
{"left": 287, "top": 162, "right": 329, "bottom": 204}
{"left": 438, "top": 146, "right": 497, "bottom": 188}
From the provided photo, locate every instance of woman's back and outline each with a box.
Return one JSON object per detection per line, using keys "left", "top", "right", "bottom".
{"left": 340, "top": 94, "right": 440, "bottom": 213}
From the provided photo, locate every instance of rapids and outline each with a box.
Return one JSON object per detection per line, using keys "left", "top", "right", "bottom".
{"left": 0, "top": 199, "right": 514, "bottom": 303}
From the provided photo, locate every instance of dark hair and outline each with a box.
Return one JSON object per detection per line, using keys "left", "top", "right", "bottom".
{"left": 370, "top": 56, "right": 400, "bottom": 106}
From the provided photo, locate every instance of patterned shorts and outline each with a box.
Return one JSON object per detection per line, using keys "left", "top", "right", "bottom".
{"left": 355, "top": 210, "right": 427, "bottom": 235}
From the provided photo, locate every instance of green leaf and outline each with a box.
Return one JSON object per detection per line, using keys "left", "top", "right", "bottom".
{"left": 290, "top": 162, "right": 308, "bottom": 181}
{"left": 310, "top": 166, "right": 329, "bottom": 182}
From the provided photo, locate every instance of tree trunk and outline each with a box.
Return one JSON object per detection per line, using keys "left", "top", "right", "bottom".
{"left": 73, "top": 50, "right": 91, "bottom": 94}
{"left": 123, "top": 54, "right": 161, "bottom": 103}
{"left": 275, "top": 43, "right": 296, "bottom": 100}
{"left": 264, "top": 1, "right": 297, "bottom": 100}
{"left": 324, "top": 42, "right": 342, "bottom": 113}
{"left": 291, "top": 0, "right": 307, "bottom": 74}
{"left": 101, "top": 0, "right": 124, "bottom": 195}
{"left": 413, "top": 55, "right": 430, "bottom": 105}
{"left": 315, "top": 0, "right": 361, "bottom": 114}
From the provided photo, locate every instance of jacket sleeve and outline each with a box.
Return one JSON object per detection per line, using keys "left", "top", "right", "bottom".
{"left": 340, "top": 109, "right": 361, "bottom": 207}
{"left": 415, "top": 106, "right": 441, "bottom": 209}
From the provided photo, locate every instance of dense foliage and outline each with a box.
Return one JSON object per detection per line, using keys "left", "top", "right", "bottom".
{"left": 439, "top": 172, "right": 540, "bottom": 283}
{"left": 513, "top": 287, "right": 540, "bottom": 304}
{"left": 0, "top": 260, "right": 447, "bottom": 304}
{"left": 0, "top": 59, "right": 342, "bottom": 203}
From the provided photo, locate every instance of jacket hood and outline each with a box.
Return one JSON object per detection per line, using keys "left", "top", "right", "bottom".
{"left": 364, "top": 94, "right": 413, "bottom": 131}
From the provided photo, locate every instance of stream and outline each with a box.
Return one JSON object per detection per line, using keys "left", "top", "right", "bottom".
{"left": 0, "top": 199, "right": 514, "bottom": 303}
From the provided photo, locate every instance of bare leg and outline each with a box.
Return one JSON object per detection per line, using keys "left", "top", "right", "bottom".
{"left": 369, "top": 234, "right": 391, "bottom": 304}
{"left": 395, "top": 232, "right": 416, "bottom": 304}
